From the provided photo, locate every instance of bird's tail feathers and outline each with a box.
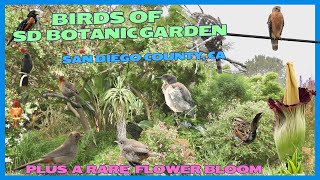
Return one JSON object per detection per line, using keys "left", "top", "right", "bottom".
{"left": 216, "top": 59, "right": 222, "bottom": 73}
{"left": 14, "top": 158, "right": 44, "bottom": 171}
{"left": 74, "top": 93, "right": 95, "bottom": 111}
{"left": 148, "top": 152, "right": 160, "bottom": 157}
{"left": 251, "top": 112, "right": 263, "bottom": 132}
{"left": 7, "top": 36, "right": 14, "bottom": 46}
{"left": 271, "top": 39, "right": 278, "bottom": 51}
{"left": 186, "top": 104, "right": 196, "bottom": 118}
{"left": 20, "top": 74, "right": 29, "bottom": 87}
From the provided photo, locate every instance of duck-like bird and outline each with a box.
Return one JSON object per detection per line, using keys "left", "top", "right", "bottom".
{"left": 231, "top": 112, "right": 263, "bottom": 145}
{"left": 158, "top": 74, "right": 195, "bottom": 118}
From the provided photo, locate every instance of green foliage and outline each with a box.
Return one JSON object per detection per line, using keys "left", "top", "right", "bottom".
{"left": 280, "top": 150, "right": 303, "bottom": 175}
{"left": 198, "top": 101, "right": 278, "bottom": 166}
{"left": 140, "top": 122, "right": 196, "bottom": 165}
{"left": 193, "top": 70, "right": 252, "bottom": 117}
{"left": 245, "top": 55, "right": 285, "bottom": 86}
{"left": 249, "top": 72, "right": 283, "bottom": 101}
{"left": 104, "top": 76, "right": 142, "bottom": 139}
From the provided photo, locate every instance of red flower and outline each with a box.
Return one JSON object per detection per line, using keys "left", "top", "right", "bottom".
{"left": 20, "top": 48, "right": 27, "bottom": 53}
{"left": 79, "top": 49, "right": 86, "bottom": 54}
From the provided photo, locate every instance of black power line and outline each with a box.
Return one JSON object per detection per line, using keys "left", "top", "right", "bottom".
{"left": 227, "top": 33, "right": 320, "bottom": 44}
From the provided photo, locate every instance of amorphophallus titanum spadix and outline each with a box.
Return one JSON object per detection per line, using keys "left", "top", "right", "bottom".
{"left": 267, "top": 62, "right": 316, "bottom": 161}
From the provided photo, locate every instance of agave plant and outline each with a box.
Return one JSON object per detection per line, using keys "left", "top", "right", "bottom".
{"left": 80, "top": 75, "right": 112, "bottom": 132}
{"left": 103, "top": 76, "right": 141, "bottom": 139}
{"left": 268, "top": 62, "right": 315, "bottom": 161}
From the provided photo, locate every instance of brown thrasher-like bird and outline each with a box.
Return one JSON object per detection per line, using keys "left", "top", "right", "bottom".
{"left": 14, "top": 131, "right": 81, "bottom": 171}
{"left": 9, "top": 99, "right": 23, "bottom": 128}
{"left": 115, "top": 138, "right": 158, "bottom": 167}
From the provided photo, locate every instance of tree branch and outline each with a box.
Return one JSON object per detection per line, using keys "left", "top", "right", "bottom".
{"left": 67, "top": 102, "right": 80, "bottom": 118}
{"left": 41, "top": 93, "right": 82, "bottom": 108}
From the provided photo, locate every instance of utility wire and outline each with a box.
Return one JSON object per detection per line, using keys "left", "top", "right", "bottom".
{"left": 227, "top": 33, "right": 320, "bottom": 44}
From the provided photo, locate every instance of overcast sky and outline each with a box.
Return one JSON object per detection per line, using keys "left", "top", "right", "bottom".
{"left": 176, "top": 5, "right": 315, "bottom": 81}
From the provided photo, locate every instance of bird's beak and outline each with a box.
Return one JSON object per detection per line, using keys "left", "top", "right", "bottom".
{"left": 156, "top": 76, "right": 162, "bottom": 79}
{"left": 114, "top": 141, "right": 119, "bottom": 144}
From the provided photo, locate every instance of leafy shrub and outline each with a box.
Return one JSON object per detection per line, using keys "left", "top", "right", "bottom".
{"left": 140, "top": 122, "right": 197, "bottom": 165}
{"left": 193, "top": 72, "right": 252, "bottom": 118}
{"left": 198, "top": 101, "right": 278, "bottom": 166}
{"left": 249, "top": 72, "right": 283, "bottom": 101}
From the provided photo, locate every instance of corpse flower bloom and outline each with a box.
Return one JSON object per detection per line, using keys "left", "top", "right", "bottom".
{"left": 267, "top": 62, "right": 315, "bottom": 160}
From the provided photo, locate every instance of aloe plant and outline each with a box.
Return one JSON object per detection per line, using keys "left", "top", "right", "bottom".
{"left": 103, "top": 76, "right": 141, "bottom": 139}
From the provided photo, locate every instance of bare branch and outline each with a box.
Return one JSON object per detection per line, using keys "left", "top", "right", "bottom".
{"left": 198, "top": 5, "right": 204, "bottom": 13}
{"left": 67, "top": 102, "right": 80, "bottom": 118}
{"left": 225, "top": 58, "right": 247, "bottom": 68}
{"left": 41, "top": 93, "right": 82, "bottom": 108}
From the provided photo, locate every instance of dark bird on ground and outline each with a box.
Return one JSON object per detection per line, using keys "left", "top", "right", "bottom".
{"left": 267, "top": 6, "right": 284, "bottom": 51}
{"left": 20, "top": 53, "right": 33, "bottom": 86}
{"left": 231, "top": 112, "right": 264, "bottom": 145}
{"left": 9, "top": 99, "right": 23, "bottom": 128}
{"left": 115, "top": 138, "right": 157, "bottom": 167}
{"left": 7, "top": 10, "right": 39, "bottom": 46}
{"left": 58, "top": 76, "right": 79, "bottom": 98}
{"left": 191, "top": 12, "right": 224, "bottom": 73}
{"left": 158, "top": 74, "right": 195, "bottom": 118}
{"left": 14, "top": 131, "right": 81, "bottom": 171}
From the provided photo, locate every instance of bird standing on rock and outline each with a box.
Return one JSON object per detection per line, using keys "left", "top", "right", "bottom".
{"left": 115, "top": 138, "right": 157, "bottom": 167}
{"left": 231, "top": 112, "right": 264, "bottom": 145}
{"left": 20, "top": 53, "right": 33, "bottom": 87}
{"left": 7, "top": 10, "right": 39, "bottom": 46}
{"left": 158, "top": 74, "right": 195, "bottom": 119}
{"left": 14, "top": 131, "right": 81, "bottom": 171}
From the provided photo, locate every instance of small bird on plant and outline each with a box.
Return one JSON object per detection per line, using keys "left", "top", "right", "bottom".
{"left": 20, "top": 52, "right": 33, "bottom": 87}
{"left": 9, "top": 99, "right": 23, "bottom": 128}
{"left": 157, "top": 74, "right": 195, "bottom": 119}
{"left": 231, "top": 112, "right": 263, "bottom": 145}
{"left": 115, "top": 138, "right": 158, "bottom": 167}
{"left": 7, "top": 10, "right": 39, "bottom": 46}
{"left": 14, "top": 131, "right": 81, "bottom": 171}
{"left": 58, "top": 76, "right": 94, "bottom": 111}
{"left": 58, "top": 76, "right": 79, "bottom": 98}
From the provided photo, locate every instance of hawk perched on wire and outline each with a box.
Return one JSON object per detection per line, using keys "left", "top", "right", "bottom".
{"left": 191, "top": 12, "right": 225, "bottom": 73}
{"left": 267, "top": 6, "right": 284, "bottom": 51}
